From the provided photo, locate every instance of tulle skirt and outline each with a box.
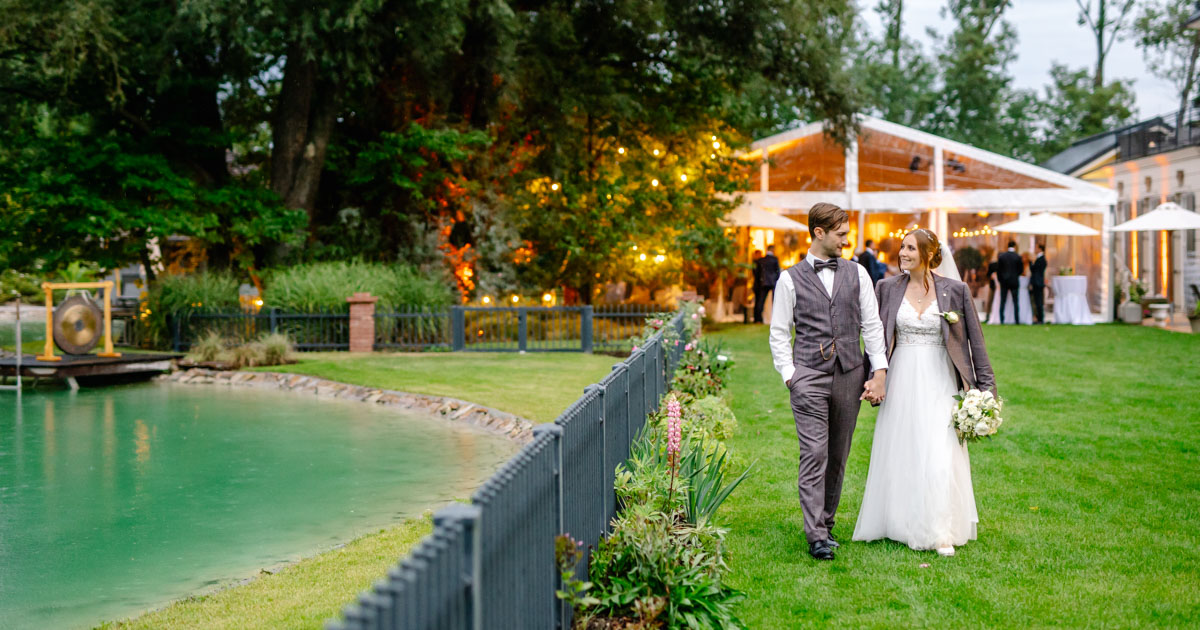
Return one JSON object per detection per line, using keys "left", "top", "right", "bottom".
{"left": 852, "top": 342, "right": 978, "bottom": 550}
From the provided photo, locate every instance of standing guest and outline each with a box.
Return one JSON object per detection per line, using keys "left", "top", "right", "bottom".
{"left": 997, "top": 241, "right": 1025, "bottom": 324}
{"left": 1030, "top": 243, "right": 1047, "bottom": 324}
{"left": 753, "top": 246, "right": 781, "bottom": 324}
{"left": 858, "top": 239, "right": 882, "bottom": 286}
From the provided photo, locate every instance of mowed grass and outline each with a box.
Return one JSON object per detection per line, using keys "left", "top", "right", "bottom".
{"left": 254, "top": 351, "right": 621, "bottom": 422}
{"left": 712, "top": 323, "right": 1200, "bottom": 628}
{"left": 100, "top": 516, "right": 432, "bottom": 630}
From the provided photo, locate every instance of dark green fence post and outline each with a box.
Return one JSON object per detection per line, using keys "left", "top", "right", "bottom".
{"left": 518, "top": 308, "right": 527, "bottom": 352}
{"left": 451, "top": 306, "right": 465, "bottom": 351}
{"left": 269, "top": 308, "right": 279, "bottom": 334}
{"left": 581, "top": 306, "right": 593, "bottom": 353}
{"left": 171, "top": 315, "right": 182, "bottom": 353}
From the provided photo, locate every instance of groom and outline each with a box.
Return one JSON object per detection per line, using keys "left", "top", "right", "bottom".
{"left": 768, "top": 203, "right": 888, "bottom": 561}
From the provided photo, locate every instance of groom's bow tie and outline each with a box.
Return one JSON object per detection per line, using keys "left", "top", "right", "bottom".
{"left": 813, "top": 258, "right": 838, "bottom": 272}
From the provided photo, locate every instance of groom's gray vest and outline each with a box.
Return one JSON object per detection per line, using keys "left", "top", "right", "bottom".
{"left": 788, "top": 260, "right": 865, "bottom": 374}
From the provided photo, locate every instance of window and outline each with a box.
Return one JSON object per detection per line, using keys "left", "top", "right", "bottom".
{"left": 1145, "top": 176, "right": 1152, "bottom": 193}
{"left": 1177, "top": 170, "right": 1185, "bottom": 189}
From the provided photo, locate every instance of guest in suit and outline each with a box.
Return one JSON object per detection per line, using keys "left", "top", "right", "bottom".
{"left": 1029, "top": 243, "right": 1047, "bottom": 324}
{"left": 997, "top": 241, "right": 1025, "bottom": 324}
{"left": 753, "top": 246, "right": 781, "bottom": 324}
{"left": 858, "top": 239, "right": 882, "bottom": 286}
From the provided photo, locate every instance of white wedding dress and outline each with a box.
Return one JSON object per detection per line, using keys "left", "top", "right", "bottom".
{"left": 852, "top": 295, "right": 978, "bottom": 550}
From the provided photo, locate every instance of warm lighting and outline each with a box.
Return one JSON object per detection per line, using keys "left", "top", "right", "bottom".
{"left": 542, "top": 292, "right": 554, "bottom": 303}
{"left": 632, "top": 245, "right": 638, "bottom": 250}
{"left": 606, "top": 194, "right": 612, "bottom": 199}
{"left": 711, "top": 135, "right": 717, "bottom": 141}
{"left": 712, "top": 141, "right": 721, "bottom": 149}
{"left": 1161, "top": 230, "right": 1169, "bottom": 295}
{"left": 653, "top": 149, "right": 660, "bottom": 156}
{"left": 482, "top": 296, "right": 492, "bottom": 304}
{"left": 979, "top": 211, "right": 989, "bottom": 218}
{"left": 710, "top": 153, "right": 716, "bottom": 159}
{"left": 651, "top": 179, "right": 659, "bottom": 187}
{"left": 680, "top": 174, "right": 688, "bottom": 182}
{"left": 511, "top": 295, "right": 519, "bottom": 303}
{"left": 254, "top": 298, "right": 263, "bottom": 307}
{"left": 618, "top": 147, "right": 626, "bottom": 155}
{"left": 550, "top": 183, "right": 559, "bottom": 191}
{"left": 639, "top": 253, "right": 647, "bottom": 261}
{"left": 654, "top": 254, "right": 666, "bottom": 263}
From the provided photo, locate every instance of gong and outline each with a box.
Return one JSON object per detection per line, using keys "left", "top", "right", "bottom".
{"left": 53, "top": 295, "right": 103, "bottom": 355}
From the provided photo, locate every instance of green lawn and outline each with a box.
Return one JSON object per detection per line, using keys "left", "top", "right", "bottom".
{"left": 712, "top": 323, "right": 1200, "bottom": 628}
{"left": 255, "top": 351, "right": 620, "bottom": 422}
{"left": 101, "top": 516, "right": 433, "bottom": 630}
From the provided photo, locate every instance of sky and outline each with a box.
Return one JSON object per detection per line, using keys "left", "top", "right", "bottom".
{"left": 860, "top": 0, "right": 1179, "bottom": 119}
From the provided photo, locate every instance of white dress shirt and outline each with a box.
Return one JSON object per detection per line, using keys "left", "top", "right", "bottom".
{"left": 768, "top": 253, "right": 889, "bottom": 385}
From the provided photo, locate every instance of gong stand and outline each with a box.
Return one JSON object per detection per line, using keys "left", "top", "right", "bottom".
{"left": 36, "top": 281, "right": 121, "bottom": 361}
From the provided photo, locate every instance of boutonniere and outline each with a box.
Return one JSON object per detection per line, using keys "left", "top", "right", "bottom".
{"left": 941, "top": 311, "right": 961, "bottom": 324}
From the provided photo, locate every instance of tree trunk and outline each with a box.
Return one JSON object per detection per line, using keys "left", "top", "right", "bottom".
{"left": 1094, "top": 0, "right": 1106, "bottom": 88}
{"left": 271, "top": 42, "right": 340, "bottom": 220}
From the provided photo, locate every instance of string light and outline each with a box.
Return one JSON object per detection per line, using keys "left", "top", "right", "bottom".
{"left": 639, "top": 253, "right": 647, "bottom": 261}
{"left": 652, "top": 149, "right": 660, "bottom": 156}
{"left": 710, "top": 153, "right": 716, "bottom": 159}
{"left": 711, "top": 135, "right": 717, "bottom": 141}
{"left": 542, "top": 293, "right": 553, "bottom": 303}
{"left": 651, "top": 179, "right": 659, "bottom": 187}
{"left": 550, "top": 183, "right": 559, "bottom": 191}
{"left": 632, "top": 245, "right": 638, "bottom": 251}
{"left": 654, "top": 254, "right": 666, "bottom": 263}
{"left": 679, "top": 174, "right": 688, "bottom": 182}
{"left": 712, "top": 141, "right": 721, "bottom": 149}
{"left": 511, "top": 295, "right": 520, "bottom": 303}
{"left": 618, "top": 147, "right": 626, "bottom": 155}
{"left": 482, "top": 296, "right": 492, "bottom": 304}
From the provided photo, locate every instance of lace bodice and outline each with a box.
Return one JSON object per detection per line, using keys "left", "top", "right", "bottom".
{"left": 896, "top": 297, "right": 945, "bottom": 347}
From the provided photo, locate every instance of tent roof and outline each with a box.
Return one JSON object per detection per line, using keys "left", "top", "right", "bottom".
{"left": 992, "top": 212, "right": 1100, "bottom": 236}
{"left": 740, "top": 116, "right": 1116, "bottom": 214}
{"left": 720, "top": 206, "right": 808, "bottom": 231}
{"left": 1110, "top": 202, "right": 1200, "bottom": 231}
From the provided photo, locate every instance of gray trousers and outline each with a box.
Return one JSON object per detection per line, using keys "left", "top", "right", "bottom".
{"left": 789, "top": 361, "right": 864, "bottom": 543}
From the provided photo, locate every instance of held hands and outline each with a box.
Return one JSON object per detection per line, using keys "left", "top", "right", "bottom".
{"left": 861, "top": 370, "right": 887, "bottom": 404}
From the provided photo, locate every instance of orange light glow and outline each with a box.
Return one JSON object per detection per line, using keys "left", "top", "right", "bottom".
{"left": 1128, "top": 163, "right": 1140, "bottom": 279}
{"left": 1161, "top": 231, "right": 1169, "bottom": 296}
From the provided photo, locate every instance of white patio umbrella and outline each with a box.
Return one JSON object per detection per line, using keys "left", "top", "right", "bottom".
{"left": 720, "top": 205, "right": 808, "bottom": 231}
{"left": 1109, "top": 202, "right": 1200, "bottom": 232}
{"left": 992, "top": 212, "right": 1100, "bottom": 236}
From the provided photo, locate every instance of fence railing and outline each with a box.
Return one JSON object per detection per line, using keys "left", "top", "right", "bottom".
{"left": 327, "top": 310, "right": 688, "bottom": 630}
{"left": 172, "top": 304, "right": 665, "bottom": 354}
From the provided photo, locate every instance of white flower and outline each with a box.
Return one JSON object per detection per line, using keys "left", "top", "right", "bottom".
{"left": 717, "top": 354, "right": 728, "bottom": 361}
{"left": 698, "top": 306, "right": 706, "bottom": 315}
{"left": 974, "top": 421, "right": 989, "bottom": 435}
{"left": 942, "top": 311, "right": 960, "bottom": 324}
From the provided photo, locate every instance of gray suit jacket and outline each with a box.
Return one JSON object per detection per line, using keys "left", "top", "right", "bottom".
{"left": 876, "top": 273, "right": 997, "bottom": 396}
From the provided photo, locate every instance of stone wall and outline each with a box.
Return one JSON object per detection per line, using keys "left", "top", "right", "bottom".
{"left": 159, "top": 368, "right": 534, "bottom": 443}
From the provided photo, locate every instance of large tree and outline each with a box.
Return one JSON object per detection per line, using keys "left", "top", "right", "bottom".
{"left": 1136, "top": 0, "right": 1200, "bottom": 123}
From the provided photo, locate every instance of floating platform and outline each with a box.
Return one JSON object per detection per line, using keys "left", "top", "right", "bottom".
{"left": 0, "top": 353, "right": 182, "bottom": 387}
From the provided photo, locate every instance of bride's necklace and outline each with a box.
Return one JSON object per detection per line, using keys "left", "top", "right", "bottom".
{"left": 908, "top": 274, "right": 935, "bottom": 312}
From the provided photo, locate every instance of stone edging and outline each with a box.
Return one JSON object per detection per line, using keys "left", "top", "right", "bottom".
{"left": 158, "top": 368, "right": 534, "bottom": 443}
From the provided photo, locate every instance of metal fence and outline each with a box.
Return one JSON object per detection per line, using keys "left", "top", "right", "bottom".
{"left": 172, "top": 304, "right": 666, "bottom": 353}
{"left": 327, "top": 310, "right": 688, "bottom": 630}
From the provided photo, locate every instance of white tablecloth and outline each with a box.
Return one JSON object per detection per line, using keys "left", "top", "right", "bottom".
{"left": 988, "top": 276, "right": 1033, "bottom": 325}
{"left": 1051, "top": 275, "right": 1093, "bottom": 325}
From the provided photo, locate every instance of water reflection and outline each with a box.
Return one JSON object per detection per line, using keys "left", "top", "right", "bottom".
{"left": 1, "top": 383, "right": 517, "bottom": 630}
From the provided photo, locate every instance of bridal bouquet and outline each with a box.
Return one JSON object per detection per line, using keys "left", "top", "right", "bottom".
{"left": 951, "top": 389, "right": 1003, "bottom": 444}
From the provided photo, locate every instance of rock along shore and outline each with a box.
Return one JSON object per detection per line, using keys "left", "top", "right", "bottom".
{"left": 159, "top": 368, "right": 534, "bottom": 443}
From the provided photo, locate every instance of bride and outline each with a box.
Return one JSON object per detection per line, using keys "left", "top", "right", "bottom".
{"left": 852, "top": 229, "right": 997, "bottom": 557}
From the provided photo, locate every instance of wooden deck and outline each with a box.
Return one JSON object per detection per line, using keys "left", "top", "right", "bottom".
{"left": 0, "top": 352, "right": 181, "bottom": 383}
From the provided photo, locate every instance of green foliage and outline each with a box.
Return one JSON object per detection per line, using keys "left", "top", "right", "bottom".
{"left": 1036, "top": 63, "right": 1136, "bottom": 162}
{"left": 683, "top": 396, "right": 738, "bottom": 443}
{"left": 262, "top": 261, "right": 455, "bottom": 313}
{"left": 953, "top": 246, "right": 986, "bottom": 276}
{"left": 259, "top": 332, "right": 295, "bottom": 366}
{"left": 1135, "top": 0, "right": 1200, "bottom": 108}
{"left": 673, "top": 341, "right": 734, "bottom": 399}
{"left": 554, "top": 534, "right": 599, "bottom": 617}
{"left": 141, "top": 273, "right": 242, "bottom": 348}
{"left": 186, "top": 331, "right": 227, "bottom": 363}
{"left": 679, "top": 443, "right": 753, "bottom": 530}
{"left": 0, "top": 270, "right": 46, "bottom": 304}
{"left": 184, "top": 330, "right": 292, "bottom": 368}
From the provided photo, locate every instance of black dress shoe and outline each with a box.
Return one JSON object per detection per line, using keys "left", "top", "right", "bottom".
{"left": 826, "top": 535, "right": 840, "bottom": 549}
{"left": 808, "top": 540, "right": 835, "bottom": 560}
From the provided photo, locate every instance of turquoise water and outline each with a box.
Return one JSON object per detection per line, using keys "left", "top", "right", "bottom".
{"left": 0, "top": 320, "right": 44, "bottom": 349}
{"left": 0, "top": 383, "right": 518, "bottom": 629}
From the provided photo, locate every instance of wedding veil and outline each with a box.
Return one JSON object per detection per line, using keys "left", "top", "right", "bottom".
{"left": 935, "top": 241, "right": 961, "bottom": 282}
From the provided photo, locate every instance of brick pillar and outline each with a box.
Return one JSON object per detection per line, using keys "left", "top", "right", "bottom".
{"left": 346, "top": 292, "right": 378, "bottom": 353}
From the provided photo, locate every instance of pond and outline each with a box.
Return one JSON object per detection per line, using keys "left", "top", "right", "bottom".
{"left": 0, "top": 382, "right": 519, "bottom": 629}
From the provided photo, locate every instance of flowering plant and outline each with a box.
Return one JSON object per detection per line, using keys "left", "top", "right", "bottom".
{"left": 940, "top": 310, "right": 961, "bottom": 324}
{"left": 951, "top": 388, "right": 1003, "bottom": 444}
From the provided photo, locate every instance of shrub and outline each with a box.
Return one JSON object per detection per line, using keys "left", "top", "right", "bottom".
{"left": 142, "top": 272, "right": 242, "bottom": 348}
{"left": 227, "top": 342, "right": 268, "bottom": 368}
{"left": 0, "top": 269, "right": 45, "bottom": 304}
{"left": 673, "top": 340, "right": 734, "bottom": 399}
{"left": 259, "top": 332, "right": 294, "bottom": 365}
{"left": 263, "top": 261, "right": 454, "bottom": 313}
{"left": 186, "top": 330, "right": 226, "bottom": 363}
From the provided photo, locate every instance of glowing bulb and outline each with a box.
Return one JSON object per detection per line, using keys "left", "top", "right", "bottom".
{"left": 712, "top": 141, "right": 720, "bottom": 149}
{"left": 542, "top": 293, "right": 553, "bottom": 302}
{"left": 632, "top": 245, "right": 638, "bottom": 251}
{"left": 482, "top": 296, "right": 492, "bottom": 304}
{"left": 606, "top": 194, "right": 612, "bottom": 199}
{"left": 654, "top": 254, "right": 666, "bottom": 263}
{"left": 254, "top": 298, "right": 263, "bottom": 307}
{"left": 511, "top": 295, "right": 519, "bottom": 303}
{"left": 710, "top": 153, "right": 716, "bottom": 159}
{"left": 680, "top": 174, "right": 688, "bottom": 182}
{"left": 653, "top": 149, "right": 660, "bottom": 156}
{"left": 618, "top": 147, "right": 626, "bottom": 155}
{"left": 651, "top": 179, "right": 659, "bottom": 187}
{"left": 639, "top": 253, "right": 647, "bottom": 261}
{"left": 711, "top": 135, "right": 717, "bottom": 141}
{"left": 551, "top": 183, "right": 559, "bottom": 191}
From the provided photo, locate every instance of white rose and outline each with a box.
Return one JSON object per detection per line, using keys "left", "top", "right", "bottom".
{"left": 717, "top": 354, "right": 728, "bottom": 362}
{"left": 969, "top": 407, "right": 981, "bottom": 419}
{"left": 974, "top": 421, "right": 989, "bottom": 435}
